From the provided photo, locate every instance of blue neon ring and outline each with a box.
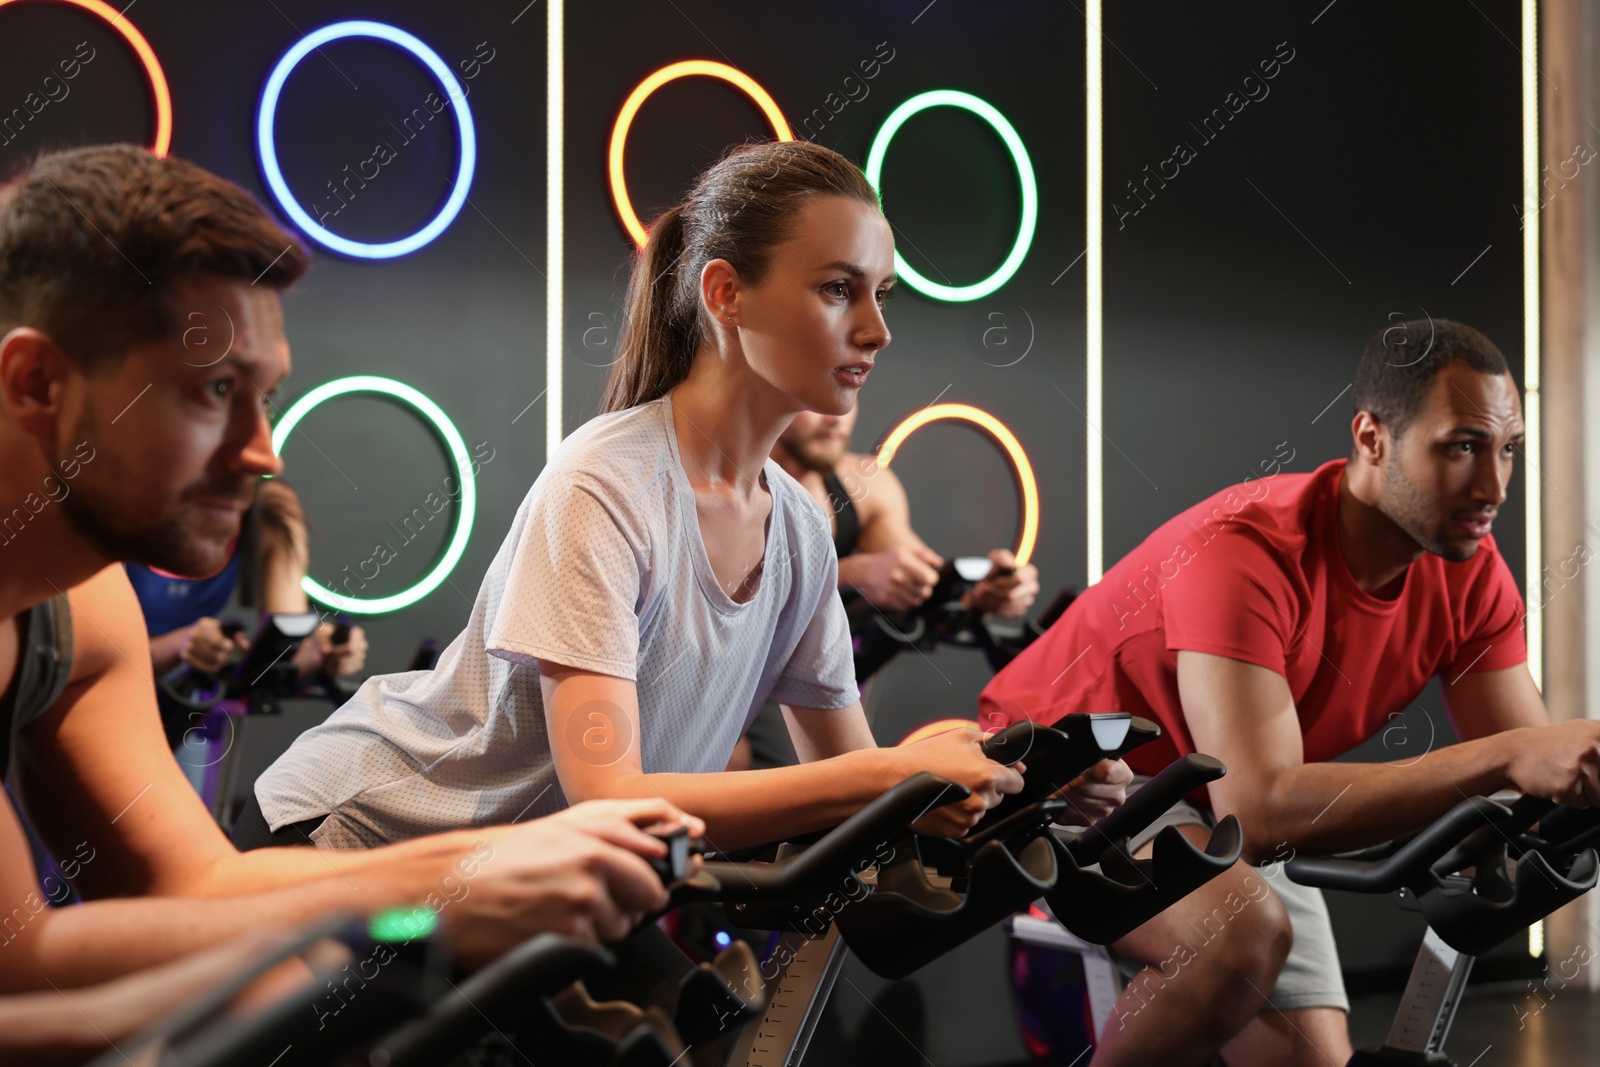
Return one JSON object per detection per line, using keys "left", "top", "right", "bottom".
{"left": 257, "top": 20, "right": 477, "bottom": 259}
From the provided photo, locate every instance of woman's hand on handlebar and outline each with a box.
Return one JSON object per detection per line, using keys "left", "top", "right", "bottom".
{"left": 178, "top": 616, "right": 248, "bottom": 674}
{"left": 293, "top": 621, "right": 369, "bottom": 680}
{"left": 891, "top": 726, "right": 1026, "bottom": 837}
{"left": 444, "top": 798, "right": 703, "bottom": 966}
{"left": 1051, "top": 758, "right": 1133, "bottom": 825}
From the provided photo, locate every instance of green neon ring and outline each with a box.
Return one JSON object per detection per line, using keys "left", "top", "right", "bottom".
{"left": 864, "top": 90, "right": 1038, "bottom": 302}
{"left": 271, "top": 375, "right": 475, "bottom": 615}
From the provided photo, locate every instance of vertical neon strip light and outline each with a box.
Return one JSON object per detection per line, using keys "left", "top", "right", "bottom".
{"left": 1086, "top": 0, "right": 1105, "bottom": 584}
{"left": 546, "top": 0, "right": 564, "bottom": 461}
{"left": 1523, "top": 0, "right": 1541, "bottom": 693}
{"left": 1522, "top": 0, "right": 1543, "bottom": 961}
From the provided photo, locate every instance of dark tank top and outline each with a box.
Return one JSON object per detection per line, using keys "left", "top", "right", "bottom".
{"left": 822, "top": 469, "right": 860, "bottom": 558}
{"left": 1, "top": 594, "right": 74, "bottom": 774}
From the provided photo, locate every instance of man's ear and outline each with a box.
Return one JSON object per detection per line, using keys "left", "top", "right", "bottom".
{"left": 0, "top": 327, "right": 72, "bottom": 436}
{"left": 1350, "top": 410, "right": 1386, "bottom": 465}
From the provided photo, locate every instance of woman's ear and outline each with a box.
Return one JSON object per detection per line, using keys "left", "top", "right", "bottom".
{"left": 699, "top": 258, "right": 743, "bottom": 325}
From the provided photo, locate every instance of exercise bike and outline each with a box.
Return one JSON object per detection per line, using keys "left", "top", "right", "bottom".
{"left": 93, "top": 711, "right": 1242, "bottom": 1067}
{"left": 1285, "top": 793, "right": 1600, "bottom": 1066}
{"left": 159, "top": 612, "right": 358, "bottom": 828}
{"left": 844, "top": 554, "right": 1077, "bottom": 682}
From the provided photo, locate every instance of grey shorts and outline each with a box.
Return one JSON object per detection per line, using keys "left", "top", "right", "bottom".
{"left": 1122, "top": 776, "right": 1349, "bottom": 1014}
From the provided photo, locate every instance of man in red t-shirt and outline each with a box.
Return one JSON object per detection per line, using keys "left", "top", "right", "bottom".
{"left": 982, "top": 319, "right": 1600, "bottom": 1067}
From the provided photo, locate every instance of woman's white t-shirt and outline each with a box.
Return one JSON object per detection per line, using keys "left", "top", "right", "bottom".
{"left": 254, "top": 394, "right": 860, "bottom": 848}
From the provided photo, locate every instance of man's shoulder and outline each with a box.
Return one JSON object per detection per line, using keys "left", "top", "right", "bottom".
{"left": 61, "top": 565, "right": 148, "bottom": 686}
{"left": 834, "top": 451, "right": 901, "bottom": 517}
{"left": 1167, "top": 462, "right": 1332, "bottom": 558}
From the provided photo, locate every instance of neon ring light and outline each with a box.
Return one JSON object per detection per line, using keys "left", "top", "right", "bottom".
{"left": 0, "top": 0, "right": 172, "bottom": 155}
{"left": 900, "top": 719, "right": 981, "bottom": 746}
{"left": 257, "top": 20, "right": 476, "bottom": 259}
{"left": 609, "top": 60, "right": 793, "bottom": 247}
{"left": 272, "top": 376, "right": 476, "bottom": 614}
{"left": 864, "top": 90, "right": 1038, "bottom": 302}
{"left": 875, "top": 402, "right": 1039, "bottom": 566}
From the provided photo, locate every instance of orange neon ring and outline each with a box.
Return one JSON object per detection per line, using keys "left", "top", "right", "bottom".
{"left": 875, "top": 402, "right": 1039, "bottom": 567}
{"left": 899, "top": 718, "right": 981, "bottom": 746}
{"left": 608, "top": 60, "right": 793, "bottom": 247}
{"left": 0, "top": 0, "right": 172, "bottom": 156}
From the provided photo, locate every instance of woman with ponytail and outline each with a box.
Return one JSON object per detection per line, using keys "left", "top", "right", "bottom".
{"left": 246, "top": 141, "right": 1127, "bottom": 852}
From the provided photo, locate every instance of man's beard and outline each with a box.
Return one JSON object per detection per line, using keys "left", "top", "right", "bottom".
{"left": 56, "top": 424, "right": 240, "bottom": 578}
{"left": 60, "top": 482, "right": 228, "bottom": 577}
{"left": 1381, "top": 458, "right": 1472, "bottom": 563}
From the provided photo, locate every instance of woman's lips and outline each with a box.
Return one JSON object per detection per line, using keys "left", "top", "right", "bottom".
{"left": 835, "top": 363, "right": 871, "bottom": 387}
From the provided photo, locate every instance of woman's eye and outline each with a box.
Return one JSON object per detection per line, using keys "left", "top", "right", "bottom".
{"left": 826, "top": 281, "right": 849, "bottom": 298}
{"left": 207, "top": 379, "right": 233, "bottom": 400}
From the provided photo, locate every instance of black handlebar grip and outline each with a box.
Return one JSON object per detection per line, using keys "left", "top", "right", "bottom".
{"left": 1286, "top": 795, "right": 1511, "bottom": 893}
{"left": 1069, "top": 753, "right": 1225, "bottom": 868}
{"left": 1433, "top": 794, "right": 1554, "bottom": 875}
{"left": 673, "top": 773, "right": 964, "bottom": 906}
{"left": 647, "top": 826, "right": 696, "bottom": 886}
{"left": 981, "top": 721, "right": 1036, "bottom": 765}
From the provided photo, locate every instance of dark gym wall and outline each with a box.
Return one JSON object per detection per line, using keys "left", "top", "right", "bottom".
{"left": 0, "top": 0, "right": 1527, "bottom": 700}
{"left": 0, "top": 0, "right": 1532, "bottom": 1060}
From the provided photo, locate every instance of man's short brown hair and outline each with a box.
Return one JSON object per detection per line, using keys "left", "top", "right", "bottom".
{"left": 0, "top": 143, "right": 308, "bottom": 369}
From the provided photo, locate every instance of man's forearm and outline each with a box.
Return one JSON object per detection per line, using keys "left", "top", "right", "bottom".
{"left": 170, "top": 827, "right": 483, "bottom": 909}
{"left": 148, "top": 627, "right": 187, "bottom": 676}
{"left": 1239, "top": 733, "right": 1515, "bottom": 861}
{"left": 835, "top": 554, "right": 866, "bottom": 591}
{"left": 3, "top": 882, "right": 344, "bottom": 992}
{"left": 0, "top": 931, "right": 291, "bottom": 1064}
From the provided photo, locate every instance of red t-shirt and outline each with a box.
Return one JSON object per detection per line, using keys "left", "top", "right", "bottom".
{"left": 978, "top": 459, "right": 1527, "bottom": 777}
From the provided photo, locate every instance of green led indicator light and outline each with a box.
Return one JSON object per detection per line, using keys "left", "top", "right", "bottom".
{"left": 369, "top": 905, "right": 438, "bottom": 943}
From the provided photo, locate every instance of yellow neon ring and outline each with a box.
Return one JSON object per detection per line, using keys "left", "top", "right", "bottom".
{"left": 875, "top": 402, "right": 1039, "bottom": 567}
{"left": 0, "top": 0, "right": 173, "bottom": 156}
{"left": 608, "top": 60, "right": 793, "bottom": 247}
